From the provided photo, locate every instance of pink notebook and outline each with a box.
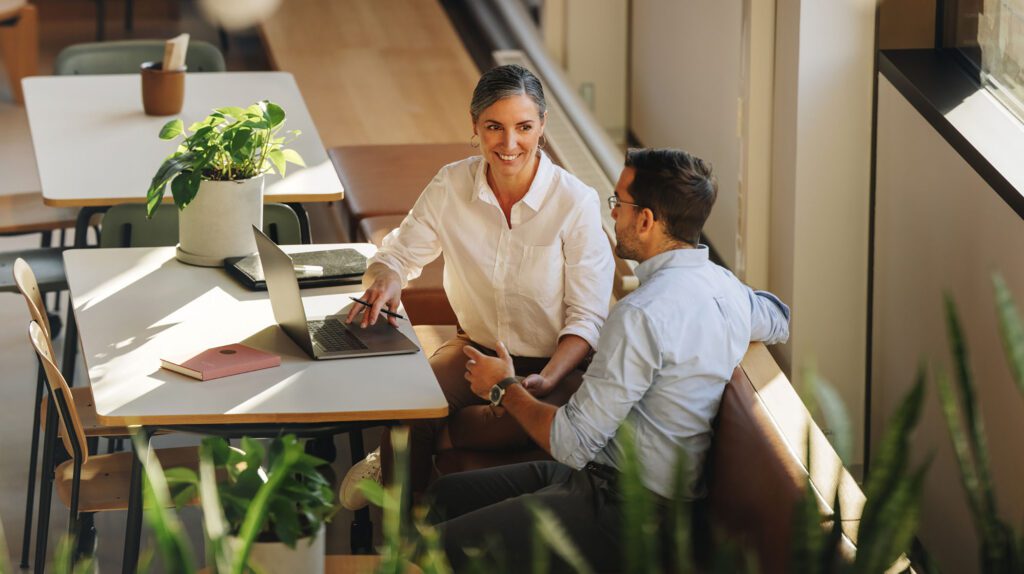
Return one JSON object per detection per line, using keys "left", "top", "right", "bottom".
{"left": 161, "top": 344, "right": 281, "bottom": 381}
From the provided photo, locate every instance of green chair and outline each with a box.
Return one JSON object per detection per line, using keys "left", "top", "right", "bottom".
{"left": 99, "top": 203, "right": 304, "bottom": 247}
{"left": 54, "top": 39, "right": 226, "bottom": 75}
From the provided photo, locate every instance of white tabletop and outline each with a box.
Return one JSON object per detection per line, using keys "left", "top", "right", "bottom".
{"left": 64, "top": 245, "right": 446, "bottom": 426}
{"left": 24, "top": 72, "right": 343, "bottom": 207}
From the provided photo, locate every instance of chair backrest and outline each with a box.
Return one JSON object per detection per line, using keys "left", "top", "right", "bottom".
{"left": 54, "top": 39, "right": 226, "bottom": 75}
{"left": 28, "top": 321, "right": 89, "bottom": 465}
{"left": 99, "top": 203, "right": 303, "bottom": 247}
{"left": 13, "top": 258, "right": 51, "bottom": 341}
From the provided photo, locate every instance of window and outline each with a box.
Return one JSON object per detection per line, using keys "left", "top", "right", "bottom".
{"left": 947, "top": 0, "right": 1024, "bottom": 122}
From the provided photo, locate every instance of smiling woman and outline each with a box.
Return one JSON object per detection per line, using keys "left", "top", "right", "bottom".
{"left": 338, "top": 64, "right": 616, "bottom": 510}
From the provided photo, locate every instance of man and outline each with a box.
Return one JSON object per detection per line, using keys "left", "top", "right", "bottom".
{"left": 425, "top": 148, "right": 791, "bottom": 570}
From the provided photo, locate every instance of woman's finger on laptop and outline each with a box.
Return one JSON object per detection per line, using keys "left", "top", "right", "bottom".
{"left": 345, "top": 292, "right": 368, "bottom": 324}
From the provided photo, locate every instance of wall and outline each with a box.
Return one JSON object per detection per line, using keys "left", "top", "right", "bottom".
{"left": 770, "top": 0, "right": 875, "bottom": 464}
{"left": 874, "top": 76, "right": 1024, "bottom": 573}
{"left": 629, "top": 0, "right": 743, "bottom": 270}
{"left": 541, "top": 0, "right": 628, "bottom": 145}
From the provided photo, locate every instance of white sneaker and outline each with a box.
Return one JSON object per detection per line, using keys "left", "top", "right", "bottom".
{"left": 340, "top": 447, "right": 383, "bottom": 510}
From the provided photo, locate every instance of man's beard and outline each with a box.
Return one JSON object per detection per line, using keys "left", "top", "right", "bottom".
{"left": 614, "top": 233, "right": 641, "bottom": 261}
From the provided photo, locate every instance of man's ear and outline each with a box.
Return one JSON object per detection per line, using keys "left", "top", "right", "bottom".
{"left": 637, "top": 208, "right": 657, "bottom": 236}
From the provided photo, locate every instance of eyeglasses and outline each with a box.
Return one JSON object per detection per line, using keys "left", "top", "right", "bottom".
{"left": 607, "top": 195, "right": 642, "bottom": 211}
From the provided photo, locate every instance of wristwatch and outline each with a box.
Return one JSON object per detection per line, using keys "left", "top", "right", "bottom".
{"left": 489, "top": 376, "right": 521, "bottom": 407}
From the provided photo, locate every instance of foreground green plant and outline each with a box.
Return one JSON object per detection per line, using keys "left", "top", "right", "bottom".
{"left": 937, "top": 275, "right": 1024, "bottom": 572}
{"left": 145, "top": 100, "right": 305, "bottom": 217}
{"left": 137, "top": 433, "right": 332, "bottom": 573}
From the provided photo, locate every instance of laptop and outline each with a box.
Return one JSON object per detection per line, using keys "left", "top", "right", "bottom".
{"left": 253, "top": 226, "right": 420, "bottom": 359}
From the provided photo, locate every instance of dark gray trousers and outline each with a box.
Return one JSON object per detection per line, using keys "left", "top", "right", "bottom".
{"left": 425, "top": 461, "right": 624, "bottom": 573}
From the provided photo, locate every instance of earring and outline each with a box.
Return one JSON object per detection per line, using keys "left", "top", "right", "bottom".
{"left": 470, "top": 134, "right": 480, "bottom": 148}
{"left": 538, "top": 134, "right": 547, "bottom": 150}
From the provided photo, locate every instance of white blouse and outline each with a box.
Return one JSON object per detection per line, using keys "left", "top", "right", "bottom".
{"left": 369, "top": 152, "right": 614, "bottom": 358}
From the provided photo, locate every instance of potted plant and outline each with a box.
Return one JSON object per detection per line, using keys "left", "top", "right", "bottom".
{"left": 145, "top": 100, "right": 305, "bottom": 266}
{"left": 166, "top": 434, "right": 336, "bottom": 574}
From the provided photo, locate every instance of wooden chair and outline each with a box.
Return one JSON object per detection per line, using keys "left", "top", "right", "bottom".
{"left": 13, "top": 258, "right": 135, "bottom": 570}
{"left": 27, "top": 320, "right": 202, "bottom": 572}
{"left": 0, "top": 0, "right": 37, "bottom": 104}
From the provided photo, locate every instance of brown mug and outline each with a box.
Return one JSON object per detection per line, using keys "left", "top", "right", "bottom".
{"left": 140, "top": 61, "right": 186, "bottom": 116}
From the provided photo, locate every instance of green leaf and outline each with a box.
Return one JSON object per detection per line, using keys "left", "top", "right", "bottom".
{"left": 993, "top": 273, "right": 1024, "bottom": 398}
{"left": 267, "top": 149, "right": 286, "bottom": 177}
{"left": 146, "top": 153, "right": 193, "bottom": 218}
{"left": 216, "top": 106, "right": 248, "bottom": 120}
{"left": 617, "top": 423, "right": 657, "bottom": 574}
{"left": 281, "top": 148, "right": 305, "bottom": 167}
{"left": 265, "top": 102, "right": 286, "bottom": 127}
{"left": 527, "top": 502, "right": 594, "bottom": 574}
{"left": 357, "top": 479, "right": 386, "bottom": 508}
{"left": 170, "top": 171, "right": 200, "bottom": 210}
{"left": 132, "top": 433, "right": 196, "bottom": 573}
{"left": 159, "top": 118, "right": 184, "bottom": 140}
{"left": 943, "top": 294, "right": 1000, "bottom": 524}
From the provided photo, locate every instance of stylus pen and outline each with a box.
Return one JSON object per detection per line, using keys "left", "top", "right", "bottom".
{"left": 348, "top": 296, "right": 406, "bottom": 320}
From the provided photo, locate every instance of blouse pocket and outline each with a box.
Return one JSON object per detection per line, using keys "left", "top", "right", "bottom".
{"left": 516, "top": 243, "right": 565, "bottom": 306}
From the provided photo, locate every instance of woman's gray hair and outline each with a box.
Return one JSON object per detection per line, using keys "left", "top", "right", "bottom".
{"left": 470, "top": 64, "right": 547, "bottom": 123}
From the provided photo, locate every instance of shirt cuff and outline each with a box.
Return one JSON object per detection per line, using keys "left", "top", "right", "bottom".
{"left": 754, "top": 290, "right": 791, "bottom": 320}
{"left": 367, "top": 252, "right": 412, "bottom": 287}
{"left": 558, "top": 322, "right": 601, "bottom": 352}
{"left": 549, "top": 406, "right": 587, "bottom": 469}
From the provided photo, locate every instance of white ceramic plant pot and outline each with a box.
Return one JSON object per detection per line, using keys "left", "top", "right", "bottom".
{"left": 229, "top": 525, "right": 325, "bottom": 574}
{"left": 176, "top": 175, "right": 265, "bottom": 267}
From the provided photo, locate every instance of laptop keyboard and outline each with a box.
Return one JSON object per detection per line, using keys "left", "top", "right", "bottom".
{"left": 309, "top": 319, "right": 368, "bottom": 352}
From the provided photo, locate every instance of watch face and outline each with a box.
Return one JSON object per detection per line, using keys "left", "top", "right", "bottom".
{"left": 490, "top": 385, "right": 502, "bottom": 405}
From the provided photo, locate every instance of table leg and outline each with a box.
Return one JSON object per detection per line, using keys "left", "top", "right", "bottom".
{"left": 286, "top": 203, "right": 312, "bottom": 244}
{"left": 348, "top": 430, "right": 374, "bottom": 553}
{"left": 121, "top": 429, "right": 150, "bottom": 574}
{"left": 60, "top": 300, "right": 78, "bottom": 388}
{"left": 73, "top": 206, "right": 108, "bottom": 249}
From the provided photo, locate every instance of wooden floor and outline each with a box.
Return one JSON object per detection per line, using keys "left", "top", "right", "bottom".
{"left": 260, "top": 0, "right": 481, "bottom": 147}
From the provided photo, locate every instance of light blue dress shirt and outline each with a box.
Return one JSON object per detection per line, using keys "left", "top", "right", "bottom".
{"left": 549, "top": 246, "right": 791, "bottom": 499}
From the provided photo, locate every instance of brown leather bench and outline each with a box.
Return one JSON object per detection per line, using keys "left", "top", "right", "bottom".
{"left": 708, "top": 343, "right": 864, "bottom": 572}
{"left": 328, "top": 144, "right": 470, "bottom": 242}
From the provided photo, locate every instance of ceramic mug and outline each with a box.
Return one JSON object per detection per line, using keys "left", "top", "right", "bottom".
{"left": 140, "top": 62, "right": 185, "bottom": 116}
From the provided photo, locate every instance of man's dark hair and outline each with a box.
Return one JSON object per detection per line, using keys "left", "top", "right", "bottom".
{"left": 624, "top": 148, "right": 717, "bottom": 245}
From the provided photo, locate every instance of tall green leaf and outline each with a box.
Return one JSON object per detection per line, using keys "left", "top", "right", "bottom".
{"left": 993, "top": 273, "right": 1024, "bottom": 398}
{"left": 527, "top": 503, "right": 593, "bottom": 574}
{"left": 132, "top": 433, "right": 196, "bottom": 573}
{"left": 944, "top": 293, "right": 999, "bottom": 519}
{"left": 618, "top": 423, "right": 658, "bottom": 574}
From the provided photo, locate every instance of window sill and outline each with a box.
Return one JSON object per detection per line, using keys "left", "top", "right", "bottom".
{"left": 880, "top": 49, "right": 1024, "bottom": 219}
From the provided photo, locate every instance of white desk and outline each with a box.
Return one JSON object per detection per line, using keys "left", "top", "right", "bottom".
{"left": 63, "top": 244, "right": 446, "bottom": 426}
{"left": 23, "top": 72, "right": 343, "bottom": 207}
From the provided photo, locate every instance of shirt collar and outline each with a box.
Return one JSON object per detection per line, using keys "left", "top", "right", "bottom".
{"left": 634, "top": 246, "right": 710, "bottom": 284}
{"left": 472, "top": 151, "right": 554, "bottom": 212}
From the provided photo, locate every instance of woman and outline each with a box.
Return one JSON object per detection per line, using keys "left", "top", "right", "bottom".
{"left": 340, "top": 64, "right": 614, "bottom": 509}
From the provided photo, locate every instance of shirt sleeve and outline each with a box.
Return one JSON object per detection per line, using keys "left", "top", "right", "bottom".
{"left": 367, "top": 171, "right": 445, "bottom": 287}
{"left": 748, "top": 289, "right": 791, "bottom": 345}
{"left": 557, "top": 192, "right": 615, "bottom": 350}
{"left": 550, "top": 303, "right": 658, "bottom": 468}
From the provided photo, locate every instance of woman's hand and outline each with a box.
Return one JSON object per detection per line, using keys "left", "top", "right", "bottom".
{"left": 345, "top": 263, "right": 403, "bottom": 327}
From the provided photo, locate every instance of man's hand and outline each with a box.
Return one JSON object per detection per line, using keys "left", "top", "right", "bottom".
{"left": 345, "top": 265, "right": 402, "bottom": 327}
{"left": 521, "top": 374, "right": 557, "bottom": 398}
{"left": 464, "top": 342, "right": 515, "bottom": 400}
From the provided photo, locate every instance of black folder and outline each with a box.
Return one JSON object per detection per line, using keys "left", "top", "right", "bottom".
{"left": 225, "top": 248, "right": 367, "bottom": 291}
